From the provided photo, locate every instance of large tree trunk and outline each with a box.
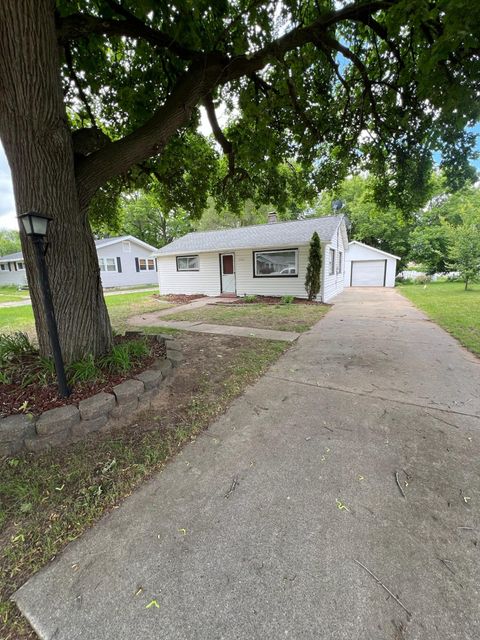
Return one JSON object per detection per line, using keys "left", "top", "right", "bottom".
{"left": 0, "top": 0, "right": 112, "bottom": 362}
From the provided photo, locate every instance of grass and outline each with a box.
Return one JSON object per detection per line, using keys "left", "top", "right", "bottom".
{"left": 0, "top": 292, "right": 171, "bottom": 336}
{"left": 0, "top": 286, "right": 30, "bottom": 304}
{"left": 398, "top": 281, "right": 480, "bottom": 356}
{"left": 163, "top": 302, "right": 330, "bottom": 333}
{"left": 0, "top": 335, "right": 288, "bottom": 639}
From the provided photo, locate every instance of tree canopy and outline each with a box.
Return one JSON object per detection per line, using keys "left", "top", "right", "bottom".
{"left": 58, "top": 0, "right": 480, "bottom": 213}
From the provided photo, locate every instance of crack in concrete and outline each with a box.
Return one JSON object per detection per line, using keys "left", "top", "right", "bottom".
{"left": 265, "top": 374, "right": 480, "bottom": 421}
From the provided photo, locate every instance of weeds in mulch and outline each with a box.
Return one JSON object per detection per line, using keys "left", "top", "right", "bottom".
{"left": 0, "top": 334, "right": 288, "bottom": 639}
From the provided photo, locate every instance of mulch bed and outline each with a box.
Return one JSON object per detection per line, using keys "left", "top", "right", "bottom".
{"left": 0, "top": 336, "right": 166, "bottom": 418}
{"left": 154, "top": 293, "right": 206, "bottom": 304}
{"left": 217, "top": 295, "right": 324, "bottom": 305}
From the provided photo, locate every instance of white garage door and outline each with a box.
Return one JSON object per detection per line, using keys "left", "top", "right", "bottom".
{"left": 351, "top": 260, "right": 385, "bottom": 286}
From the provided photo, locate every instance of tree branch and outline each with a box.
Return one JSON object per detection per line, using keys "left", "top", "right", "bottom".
{"left": 203, "top": 93, "right": 235, "bottom": 177}
{"left": 64, "top": 43, "right": 96, "bottom": 126}
{"left": 74, "top": 1, "right": 400, "bottom": 208}
{"left": 57, "top": 11, "right": 199, "bottom": 60}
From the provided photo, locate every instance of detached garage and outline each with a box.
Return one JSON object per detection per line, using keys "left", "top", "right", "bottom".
{"left": 344, "top": 241, "right": 399, "bottom": 288}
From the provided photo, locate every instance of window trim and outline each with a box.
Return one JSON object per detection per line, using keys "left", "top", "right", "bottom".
{"left": 16, "top": 261, "right": 25, "bottom": 271}
{"left": 98, "top": 257, "right": 118, "bottom": 272}
{"left": 176, "top": 255, "right": 200, "bottom": 272}
{"left": 329, "top": 248, "right": 335, "bottom": 276}
{"left": 337, "top": 250, "right": 343, "bottom": 274}
{"left": 138, "top": 258, "right": 156, "bottom": 271}
{"left": 253, "top": 248, "right": 299, "bottom": 278}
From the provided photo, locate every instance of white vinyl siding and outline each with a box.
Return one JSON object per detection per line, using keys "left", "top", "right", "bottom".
{"left": 322, "top": 225, "right": 347, "bottom": 302}
{"left": 158, "top": 253, "right": 221, "bottom": 296}
{"left": 97, "top": 241, "right": 158, "bottom": 287}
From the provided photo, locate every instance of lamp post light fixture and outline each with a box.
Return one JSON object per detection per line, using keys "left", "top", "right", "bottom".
{"left": 18, "top": 211, "right": 70, "bottom": 398}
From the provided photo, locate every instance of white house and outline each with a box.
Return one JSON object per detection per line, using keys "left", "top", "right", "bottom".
{"left": 344, "top": 241, "right": 399, "bottom": 288}
{"left": 155, "top": 215, "right": 348, "bottom": 302}
{"left": 0, "top": 235, "right": 159, "bottom": 288}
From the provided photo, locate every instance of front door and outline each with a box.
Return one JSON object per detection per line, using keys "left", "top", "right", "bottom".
{"left": 220, "top": 253, "right": 236, "bottom": 294}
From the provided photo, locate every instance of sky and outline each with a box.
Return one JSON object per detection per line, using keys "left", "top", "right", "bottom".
{"left": 1, "top": 120, "right": 479, "bottom": 232}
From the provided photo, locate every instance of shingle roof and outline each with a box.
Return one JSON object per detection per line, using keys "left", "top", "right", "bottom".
{"left": 157, "top": 215, "right": 345, "bottom": 255}
{"left": 0, "top": 251, "right": 23, "bottom": 262}
{"left": 0, "top": 236, "right": 159, "bottom": 262}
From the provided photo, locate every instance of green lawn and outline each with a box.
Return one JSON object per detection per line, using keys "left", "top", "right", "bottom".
{"left": 0, "top": 286, "right": 30, "bottom": 304}
{"left": 399, "top": 281, "right": 480, "bottom": 356}
{"left": 164, "top": 301, "right": 330, "bottom": 332}
{"left": 0, "top": 292, "right": 171, "bottom": 336}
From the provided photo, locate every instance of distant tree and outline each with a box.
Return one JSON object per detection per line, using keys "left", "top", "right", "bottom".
{"left": 0, "top": 229, "right": 21, "bottom": 256}
{"left": 119, "top": 191, "right": 191, "bottom": 248}
{"left": 305, "top": 232, "right": 322, "bottom": 301}
{"left": 316, "top": 175, "right": 412, "bottom": 268}
{"left": 449, "top": 225, "right": 480, "bottom": 290}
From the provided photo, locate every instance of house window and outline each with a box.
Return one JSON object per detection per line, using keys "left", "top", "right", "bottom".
{"left": 122, "top": 241, "right": 131, "bottom": 253}
{"left": 0, "top": 264, "right": 6, "bottom": 271}
{"left": 139, "top": 258, "right": 156, "bottom": 271}
{"left": 17, "top": 262, "right": 25, "bottom": 271}
{"left": 329, "top": 248, "right": 335, "bottom": 275}
{"left": 337, "top": 251, "right": 343, "bottom": 274}
{"left": 99, "top": 257, "right": 117, "bottom": 272}
{"left": 176, "top": 255, "right": 199, "bottom": 271}
{"left": 253, "top": 249, "right": 298, "bottom": 277}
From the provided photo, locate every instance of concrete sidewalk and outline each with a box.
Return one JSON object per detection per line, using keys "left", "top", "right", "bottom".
{"left": 148, "top": 319, "right": 299, "bottom": 342}
{"left": 14, "top": 288, "right": 480, "bottom": 639}
{"left": 128, "top": 296, "right": 236, "bottom": 323}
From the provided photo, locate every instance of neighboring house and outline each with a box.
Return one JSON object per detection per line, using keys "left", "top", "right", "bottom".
{"left": 344, "top": 241, "right": 399, "bottom": 288}
{"left": 0, "top": 252, "right": 27, "bottom": 287}
{"left": 0, "top": 235, "right": 159, "bottom": 288}
{"left": 155, "top": 214, "right": 348, "bottom": 302}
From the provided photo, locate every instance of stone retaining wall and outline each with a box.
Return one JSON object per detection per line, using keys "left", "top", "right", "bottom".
{"left": 0, "top": 336, "right": 184, "bottom": 456}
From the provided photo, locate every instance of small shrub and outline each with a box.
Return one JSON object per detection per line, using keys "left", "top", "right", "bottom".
{"left": 414, "top": 275, "right": 431, "bottom": 285}
{"left": 20, "top": 356, "right": 56, "bottom": 387}
{"left": 281, "top": 295, "right": 295, "bottom": 304}
{"left": 243, "top": 295, "right": 258, "bottom": 303}
{"left": 68, "top": 354, "right": 102, "bottom": 384}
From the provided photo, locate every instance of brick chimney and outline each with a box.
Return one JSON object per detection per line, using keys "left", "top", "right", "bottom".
{"left": 267, "top": 211, "right": 277, "bottom": 224}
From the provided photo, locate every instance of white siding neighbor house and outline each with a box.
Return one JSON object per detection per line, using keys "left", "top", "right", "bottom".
{"left": 155, "top": 214, "right": 349, "bottom": 303}
{"left": 0, "top": 235, "right": 159, "bottom": 289}
{"left": 344, "top": 241, "right": 399, "bottom": 288}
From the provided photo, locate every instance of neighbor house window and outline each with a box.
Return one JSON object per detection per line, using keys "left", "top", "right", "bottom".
{"left": 139, "top": 258, "right": 156, "bottom": 271}
{"left": 17, "top": 262, "right": 25, "bottom": 271}
{"left": 337, "top": 251, "right": 343, "bottom": 274}
{"left": 176, "top": 255, "right": 199, "bottom": 271}
{"left": 99, "top": 257, "right": 117, "bottom": 272}
{"left": 329, "top": 248, "right": 335, "bottom": 275}
{"left": 122, "top": 240, "right": 131, "bottom": 253}
{"left": 254, "top": 249, "right": 298, "bottom": 277}
{"left": 0, "top": 264, "right": 6, "bottom": 271}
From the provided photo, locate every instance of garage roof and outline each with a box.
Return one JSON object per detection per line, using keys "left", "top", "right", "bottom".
{"left": 349, "top": 241, "right": 400, "bottom": 260}
{"left": 157, "top": 215, "right": 346, "bottom": 256}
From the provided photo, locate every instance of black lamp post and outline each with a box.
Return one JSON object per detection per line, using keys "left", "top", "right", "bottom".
{"left": 18, "top": 211, "right": 70, "bottom": 398}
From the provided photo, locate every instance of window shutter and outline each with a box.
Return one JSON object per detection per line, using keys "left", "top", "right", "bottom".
{"left": 13, "top": 262, "right": 17, "bottom": 271}
{"left": 117, "top": 257, "right": 122, "bottom": 273}
{"left": 155, "top": 258, "right": 158, "bottom": 271}
{"left": 135, "top": 258, "right": 140, "bottom": 272}
{"left": 8, "top": 262, "right": 12, "bottom": 271}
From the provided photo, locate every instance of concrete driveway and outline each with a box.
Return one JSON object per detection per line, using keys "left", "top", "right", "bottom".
{"left": 15, "top": 288, "right": 480, "bottom": 639}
